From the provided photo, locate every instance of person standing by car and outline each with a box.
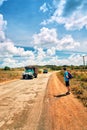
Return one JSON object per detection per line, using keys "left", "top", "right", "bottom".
{"left": 63, "top": 67, "right": 70, "bottom": 95}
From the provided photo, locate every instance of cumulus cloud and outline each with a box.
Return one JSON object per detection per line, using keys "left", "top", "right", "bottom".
{"left": 54, "top": 54, "right": 84, "bottom": 66}
{"left": 66, "top": 54, "right": 83, "bottom": 65}
{"left": 31, "top": 27, "right": 81, "bottom": 66}
{"left": 0, "top": 14, "right": 7, "bottom": 41}
{"left": 32, "top": 27, "right": 58, "bottom": 48}
{"left": 47, "top": 47, "right": 56, "bottom": 56}
{"left": 54, "top": 0, "right": 66, "bottom": 16}
{"left": 33, "top": 53, "right": 84, "bottom": 66}
{"left": 0, "top": 39, "right": 36, "bottom": 67}
{"left": 2, "top": 58, "right": 18, "bottom": 68}
{"left": 0, "top": 40, "right": 34, "bottom": 57}
{"left": 42, "top": 0, "right": 87, "bottom": 30}
{"left": 57, "top": 35, "right": 80, "bottom": 50}
{"left": 0, "top": 13, "right": 81, "bottom": 68}
{"left": 0, "top": 10, "right": 84, "bottom": 67}
{"left": 0, "top": 14, "right": 36, "bottom": 67}
{"left": 35, "top": 47, "right": 46, "bottom": 61}
{"left": 32, "top": 27, "right": 80, "bottom": 50}
{"left": 0, "top": 39, "right": 84, "bottom": 67}
{"left": 40, "top": 3, "right": 48, "bottom": 13}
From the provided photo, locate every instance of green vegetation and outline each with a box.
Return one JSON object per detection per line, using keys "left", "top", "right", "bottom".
{"left": 37, "top": 65, "right": 62, "bottom": 71}
{"left": 4, "top": 66, "right": 11, "bottom": 70}
{"left": 57, "top": 69, "right": 87, "bottom": 107}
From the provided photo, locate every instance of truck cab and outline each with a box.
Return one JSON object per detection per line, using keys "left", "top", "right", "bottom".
{"left": 22, "top": 66, "right": 38, "bottom": 79}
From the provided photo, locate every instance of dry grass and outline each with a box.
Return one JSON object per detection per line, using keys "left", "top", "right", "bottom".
{"left": 57, "top": 70, "right": 87, "bottom": 107}
{"left": 0, "top": 70, "right": 22, "bottom": 83}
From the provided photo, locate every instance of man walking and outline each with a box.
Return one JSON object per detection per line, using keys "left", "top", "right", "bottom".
{"left": 63, "top": 67, "right": 70, "bottom": 95}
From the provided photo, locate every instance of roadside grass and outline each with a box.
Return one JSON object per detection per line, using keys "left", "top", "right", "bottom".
{"left": 0, "top": 68, "right": 43, "bottom": 83}
{"left": 0, "top": 70, "right": 22, "bottom": 83}
{"left": 57, "top": 70, "right": 87, "bottom": 107}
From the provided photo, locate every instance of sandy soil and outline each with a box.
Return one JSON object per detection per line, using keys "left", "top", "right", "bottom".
{"left": 0, "top": 73, "right": 51, "bottom": 130}
{"left": 0, "top": 72, "right": 87, "bottom": 130}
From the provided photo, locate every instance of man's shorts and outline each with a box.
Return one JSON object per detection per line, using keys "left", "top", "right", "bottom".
{"left": 65, "top": 81, "right": 70, "bottom": 87}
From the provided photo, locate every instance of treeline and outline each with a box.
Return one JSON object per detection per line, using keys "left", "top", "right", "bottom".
{"left": 0, "top": 65, "right": 87, "bottom": 71}
{"left": 38, "top": 65, "right": 87, "bottom": 71}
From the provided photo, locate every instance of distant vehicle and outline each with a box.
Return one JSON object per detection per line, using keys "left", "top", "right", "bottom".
{"left": 43, "top": 69, "right": 48, "bottom": 73}
{"left": 22, "top": 66, "right": 38, "bottom": 79}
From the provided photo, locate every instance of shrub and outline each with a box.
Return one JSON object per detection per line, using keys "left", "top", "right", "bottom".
{"left": 4, "top": 66, "right": 11, "bottom": 71}
{"left": 80, "top": 75, "right": 87, "bottom": 82}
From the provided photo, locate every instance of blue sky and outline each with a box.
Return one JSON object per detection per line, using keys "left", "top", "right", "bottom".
{"left": 0, "top": 0, "right": 87, "bottom": 67}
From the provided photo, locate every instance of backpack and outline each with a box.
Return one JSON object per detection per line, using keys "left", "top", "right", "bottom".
{"left": 68, "top": 72, "right": 73, "bottom": 79}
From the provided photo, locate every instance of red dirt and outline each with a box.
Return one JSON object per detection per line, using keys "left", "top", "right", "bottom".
{"left": 37, "top": 73, "right": 87, "bottom": 130}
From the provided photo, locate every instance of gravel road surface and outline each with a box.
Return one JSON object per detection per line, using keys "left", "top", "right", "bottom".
{"left": 0, "top": 73, "right": 51, "bottom": 130}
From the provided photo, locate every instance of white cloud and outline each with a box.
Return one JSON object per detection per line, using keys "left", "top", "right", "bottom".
{"left": 64, "top": 13, "right": 87, "bottom": 30}
{"left": 42, "top": 0, "right": 87, "bottom": 30}
{"left": 40, "top": 3, "right": 48, "bottom": 13}
{"left": 2, "top": 57, "right": 36, "bottom": 68}
{"left": 56, "top": 54, "right": 84, "bottom": 66}
{"left": 0, "top": 1, "right": 85, "bottom": 67}
{"left": 0, "top": 12, "right": 84, "bottom": 67}
{"left": 0, "top": 14, "right": 7, "bottom": 41}
{"left": 47, "top": 47, "right": 56, "bottom": 56}
{"left": 54, "top": 0, "right": 66, "bottom": 16}
{"left": 48, "top": 13, "right": 87, "bottom": 31}
{"left": 32, "top": 53, "right": 84, "bottom": 66}
{"left": 32, "top": 27, "right": 80, "bottom": 51}
{"left": 0, "top": 17, "right": 81, "bottom": 68}
{"left": 2, "top": 58, "right": 18, "bottom": 67}
{"left": 46, "top": 56, "right": 59, "bottom": 65}
{"left": 0, "top": 30, "right": 5, "bottom": 41}
{"left": 32, "top": 27, "right": 58, "bottom": 48}
{"left": 0, "top": 39, "right": 36, "bottom": 67}
{"left": 36, "top": 47, "right": 46, "bottom": 60}
{"left": 0, "top": 40, "right": 35, "bottom": 57}
{"left": 0, "top": 39, "right": 84, "bottom": 67}
{"left": 0, "top": 14, "right": 36, "bottom": 67}
{"left": 58, "top": 35, "right": 80, "bottom": 49}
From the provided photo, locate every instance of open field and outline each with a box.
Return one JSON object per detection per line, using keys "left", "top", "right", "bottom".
{"left": 0, "top": 70, "right": 22, "bottom": 83}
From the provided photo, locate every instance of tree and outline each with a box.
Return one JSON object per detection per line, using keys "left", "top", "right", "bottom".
{"left": 4, "top": 66, "right": 10, "bottom": 70}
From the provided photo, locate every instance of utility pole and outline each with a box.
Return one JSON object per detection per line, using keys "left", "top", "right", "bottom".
{"left": 82, "top": 55, "right": 87, "bottom": 70}
{"left": 82, "top": 56, "right": 85, "bottom": 69}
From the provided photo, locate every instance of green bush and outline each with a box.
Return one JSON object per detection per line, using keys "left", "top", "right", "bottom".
{"left": 4, "top": 66, "right": 11, "bottom": 71}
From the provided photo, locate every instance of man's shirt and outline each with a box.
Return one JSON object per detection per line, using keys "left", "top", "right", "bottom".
{"left": 64, "top": 71, "right": 69, "bottom": 81}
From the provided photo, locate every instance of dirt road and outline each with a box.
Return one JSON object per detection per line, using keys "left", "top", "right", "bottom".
{"left": 37, "top": 73, "right": 87, "bottom": 130}
{"left": 0, "top": 73, "right": 51, "bottom": 130}
{"left": 0, "top": 72, "right": 87, "bottom": 130}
